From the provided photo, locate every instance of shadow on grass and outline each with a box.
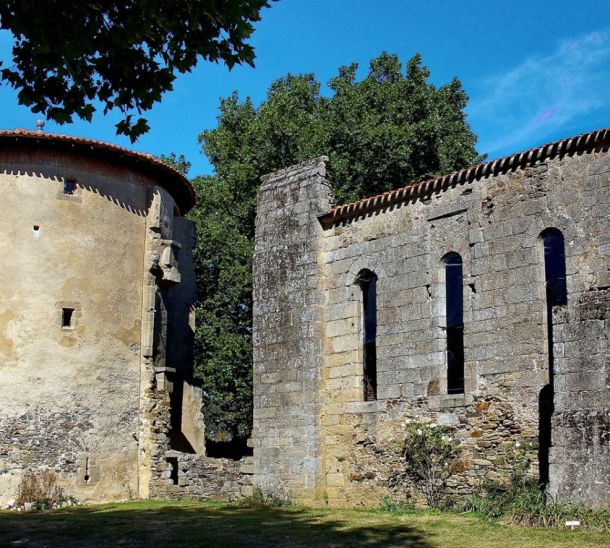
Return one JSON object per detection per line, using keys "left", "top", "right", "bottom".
{"left": 0, "top": 503, "right": 431, "bottom": 547}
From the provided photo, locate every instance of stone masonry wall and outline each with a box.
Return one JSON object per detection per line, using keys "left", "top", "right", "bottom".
{"left": 0, "top": 149, "right": 149, "bottom": 505}
{"left": 253, "top": 141, "right": 610, "bottom": 507}
{"left": 550, "top": 289, "right": 610, "bottom": 503}
{"left": 0, "top": 143, "right": 219, "bottom": 505}
{"left": 252, "top": 157, "right": 332, "bottom": 501}
{"left": 145, "top": 387, "right": 248, "bottom": 501}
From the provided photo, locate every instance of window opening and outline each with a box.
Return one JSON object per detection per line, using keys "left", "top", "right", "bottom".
{"left": 62, "top": 307, "right": 74, "bottom": 328}
{"left": 538, "top": 228, "right": 566, "bottom": 487}
{"left": 356, "top": 269, "right": 377, "bottom": 401}
{"left": 83, "top": 456, "right": 91, "bottom": 483}
{"left": 444, "top": 253, "right": 464, "bottom": 394}
{"left": 64, "top": 179, "right": 76, "bottom": 195}
{"left": 542, "top": 228, "right": 567, "bottom": 306}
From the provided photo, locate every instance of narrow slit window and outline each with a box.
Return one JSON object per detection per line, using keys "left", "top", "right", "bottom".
{"left": 83, "top": 456, "right": 91, "bottom": 483}
{"left": 541, "top": 228, "right": 567, "bottom": 306}
{"left": 444, "top": 253, "right": 464, "bottom": 394}
{"left": 64, "top": 179, "right": 76, "bottom": 195}
{"left": 62, "top": 307, "right": 74, "bottom": 328}
{"left": 356, "top": 269, "right": 377, "bottom": 401}
{"left": 538, "top": 227, "right": 566, "bottom": 486}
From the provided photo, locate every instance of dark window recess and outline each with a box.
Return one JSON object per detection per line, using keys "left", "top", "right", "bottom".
{"left": 166, "top": 457, "right": 179, "bottom": 485}
{"left": 356, "top": 269, "right": 377, "bottom": 401}
{"left": 447, "top": 326, "right": 464, "bottom": 393}
{"left": 444, "top": 253, "right": 464, "bottom": 394}
{"left": 62, "top": 308, "right": 74, "bottom": 328}
{"left": 64, "top": 180, "right": 76, "bottom": 195}
{"left": 541, "top": 228, "right": 567, "bottom": 306}
{"left": 83, "top": 456, "right": 91, "bottom": 483}
{"left": 538, "top": 228, "right": 566, "bottom": 487}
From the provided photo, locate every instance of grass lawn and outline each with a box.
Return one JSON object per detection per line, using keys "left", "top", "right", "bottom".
{"left": 1, "top": 500, "right": 608, "bottom": 547}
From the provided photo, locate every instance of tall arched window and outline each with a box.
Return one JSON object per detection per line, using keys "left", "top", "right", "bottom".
{"left": 356, "top": 269, "right": 377, "bottom": 401}
{"left": 538, "top": 227, "right": 567, "bottom": 486}
{"left": 443, "top": 253, "right": 464, "bottom": 394}
{"left": 541, "top": 228, "right": 567, "bottom": 306}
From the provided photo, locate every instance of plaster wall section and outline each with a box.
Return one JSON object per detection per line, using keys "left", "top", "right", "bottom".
{"left": 0, "top": 137, "right": 224, "bottom": 505}
{"left": 252, "top": 157, "right": 332, "bottom": 501}
{"left": 0, "top": 149, "right": 151, "bottom": 503}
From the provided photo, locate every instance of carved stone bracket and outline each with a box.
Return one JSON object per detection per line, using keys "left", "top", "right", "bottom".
{"left": 149, "top": 239, "right": 182, "bottom": 285}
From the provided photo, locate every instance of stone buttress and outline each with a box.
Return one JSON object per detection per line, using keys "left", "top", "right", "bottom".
{"left": 252, "top": 157, "right": 332, "bottom": 501}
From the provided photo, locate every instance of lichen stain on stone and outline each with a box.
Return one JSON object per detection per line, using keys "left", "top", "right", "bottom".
{"left": 59, "top": 336, "right": 77, "bottom": 347}
{"left": 0, "top": 309, "right": 16, "bottom": 359}
{"left": 427, "top": 378, "right": 440, "bottom": 395}
{"left": 114, "top": 319, "right": 142, "bottom": 347}
{"left": 475, "top": 401, "right": 492, "bottom": 413}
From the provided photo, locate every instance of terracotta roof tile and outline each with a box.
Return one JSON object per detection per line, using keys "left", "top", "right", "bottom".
{"left": 0, "top": 129, "right": 196, "bottom": 213}
{"left": 319, "top": 126, "right": 610, "bottom": 224}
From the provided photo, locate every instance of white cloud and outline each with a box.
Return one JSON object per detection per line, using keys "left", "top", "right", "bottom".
{"left": 469, "top": 30, "right": 610, "bottom": 155}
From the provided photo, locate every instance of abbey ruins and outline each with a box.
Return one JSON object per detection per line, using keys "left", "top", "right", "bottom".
{"left": 0, "top": 126, "right": 609, "bottom": 508}
{"left": 252, "top": 127, "right": 610, "bottom": 507}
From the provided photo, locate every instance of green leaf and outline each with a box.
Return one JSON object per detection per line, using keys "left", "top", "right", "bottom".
{"left": 0, "top": 0, "right": 276, "bottom": 139}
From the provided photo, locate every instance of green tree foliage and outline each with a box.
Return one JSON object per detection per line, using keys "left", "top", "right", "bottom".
{"left": 0, "top": 0, "right": 274, "bottom": 140}
{"left": 189, "top": 175, "right": 254, "bottom": 440}
{"left": 159, "top": 153, "right": 192, "bottom": 177}
{"left": 192, "top": 53, "right": 483, "bottom": 441}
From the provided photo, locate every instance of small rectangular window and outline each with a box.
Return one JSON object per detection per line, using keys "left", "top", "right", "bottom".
{"left": 64, "top": 180, "right": 76, "bottom": 195}
{"left": 62, "top": 307, "right": 74, "bottom": 328}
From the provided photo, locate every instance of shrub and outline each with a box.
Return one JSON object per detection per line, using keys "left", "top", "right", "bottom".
{"left": 16, "top": 470, "right": 75, "bottom": 511}
{"left": 400, "top": 422, "right": 459, "bottom": 508}
{"left": 238, "top": 486, "right": 293, "bottom": 509}
{"left": 454, "top": 477, "right": 610, "bottom": 530}
{"left": 380, "top": 497, "right": 416, "bottom": 515}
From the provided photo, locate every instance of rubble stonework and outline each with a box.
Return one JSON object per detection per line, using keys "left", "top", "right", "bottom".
{"left": 252, "top": 128, "right": 610, "bottom": 507}
{"left": 0, "top": 130, "right": 241, "bottom": 504}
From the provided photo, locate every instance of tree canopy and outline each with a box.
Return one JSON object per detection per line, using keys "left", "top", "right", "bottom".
{"left": 191, "top": 52, "right": 483, "bottom": 443}
{"left": 0, "top": 0, "right": 272, "bottom": 140}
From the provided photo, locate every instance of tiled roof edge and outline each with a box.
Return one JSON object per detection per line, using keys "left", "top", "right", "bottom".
{"left": 319, "top": 126, "right": 610, "bottom": 225}
{"left": 0, "top": 129, "right": 196, "bottom": 213}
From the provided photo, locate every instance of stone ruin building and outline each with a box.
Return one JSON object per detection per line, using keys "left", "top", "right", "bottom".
{"left": 1, "top": 124, "right": 608, "bottom": 510}
{"left": 252, "top": 127, "right": 610, "bottom": 508}
{"left": 0, "top": 129, "right": 245, "bottom": 506}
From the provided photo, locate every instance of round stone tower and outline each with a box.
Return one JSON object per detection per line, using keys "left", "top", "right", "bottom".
{"left": 0, "top": 129, "right": 203, "bottom": 505}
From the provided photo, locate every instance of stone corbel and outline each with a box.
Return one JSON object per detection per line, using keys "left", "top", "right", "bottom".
{"left": 149, "top": 239, "right": 182, "bottom": 285}
{"left": 155, "top": 366, "right": 176, "bottom": 392}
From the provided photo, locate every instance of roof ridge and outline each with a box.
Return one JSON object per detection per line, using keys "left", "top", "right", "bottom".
{"left": 320, "top": 126, "right": 610, "bottom": 224}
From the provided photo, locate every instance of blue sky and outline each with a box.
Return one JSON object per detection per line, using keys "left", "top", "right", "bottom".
{"left": 1, "top": 0, "right": 609, "bottom": 178}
